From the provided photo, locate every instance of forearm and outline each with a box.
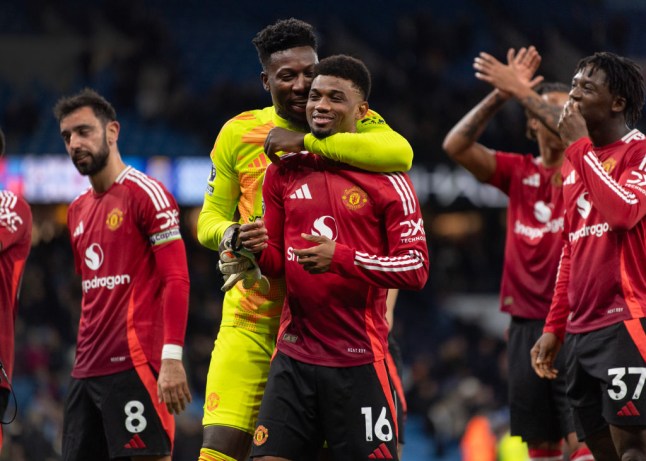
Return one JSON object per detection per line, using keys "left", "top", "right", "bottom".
{"left": 155, "top": 240, "right": 190, "bottom": 347}
{"left": 197, "top": 193, "right": 238, "bottom": 251}
{"left": 304, "top": 130, "right": 413, "bottom": 172}
{"left": 329, "top": 243, "right": 428, "bottom": 290}
{"left": 544, "top": 246, "right": 570, "bottom": 341}
{"left": 514, "top": 86, "right": 562, "bottom": 135}
{"left": 257, "top": 244, "right": 285, "bottom": 278}
{"left": 443, "top": 90, "right": 508, "bottom": 156}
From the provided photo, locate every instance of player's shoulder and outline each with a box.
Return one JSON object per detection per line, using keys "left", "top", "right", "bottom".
{"left": 357, "top": 108, "right": 389, "bottom": 130}
{"left": 622, "top": 129, "right": 646, "bottom": 153}
{"left": 117, "top": 166, "right": 174, "bottom": 205}
{"left": 222, "top": 106, "right": 274, "bottom": 132}
{"left": 0, "top": 189, "right": 28, "bottom": 209}
{"left": 68, "top": 186, "right": 93, "bottom": 209}
{"left": 359, "top": 170, "right": 414, "bottom": 195}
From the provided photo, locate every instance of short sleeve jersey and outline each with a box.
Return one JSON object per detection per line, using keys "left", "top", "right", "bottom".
{"left": 260, "top": 153, "right": 429, "bottom": 367}
{"left": 67, "top": 166, "right": 183, "bottom": 378}
{"left": 487, "top": 152, "right": 565, "bottom": 319}
{"left": 0, "top": 191, "right": 31, "bottom": 389}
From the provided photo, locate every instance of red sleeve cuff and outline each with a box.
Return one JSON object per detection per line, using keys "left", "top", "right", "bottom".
{"left": 329, "top": 243, "right": 355, "bottom": 275}
{"left": 543, "top": 324, "right": 565, "bottom": 343}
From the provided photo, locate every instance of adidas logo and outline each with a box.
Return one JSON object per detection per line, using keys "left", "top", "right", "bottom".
{"left": 368, "top": 442, "right": 394, "bottom": 459}
{"left": 124, "top": 433, "right": 147, "bottom": 449}
{"left": 563, "top": 171, "right": 576, "bottom": 186}
{"left": 73, "top": 221, "right": 84, "bottom": 237}
{"left": 289, "top": 184, "right": 312, "bottom": 200}
{"left": 522, "top": 173, "right": 540, "bottom": 187}
{"left": 248, "top": 155, "right": 269, "bottom": 169}
{"left": 617, "top": 401, "right": 640, "bottom": 417}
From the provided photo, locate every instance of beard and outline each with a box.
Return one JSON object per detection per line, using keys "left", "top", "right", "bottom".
{"left": 73, "top": 137, "right": 110, "bottom": 176}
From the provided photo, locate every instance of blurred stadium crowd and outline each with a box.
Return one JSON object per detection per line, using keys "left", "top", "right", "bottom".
{"left": 1, "top": 0, "right": 646, "bottom": 460}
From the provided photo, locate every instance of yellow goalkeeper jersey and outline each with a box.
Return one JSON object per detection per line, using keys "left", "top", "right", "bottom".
{"left": 198, "top": 105, "right": 413, "bottom": 334}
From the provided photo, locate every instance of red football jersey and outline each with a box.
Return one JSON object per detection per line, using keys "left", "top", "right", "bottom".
{"left": 0, "top": 191, "right": 31, "bottom": 390}
{"left": 67, "top": 166, "right": 187, "bottom": 378}
{"left": 488, "top": 152, "right": 565, "bottom": 319}
{"left": 545, "top": 131, "right": 646, "bottom": 337}
{"left": 259, "top": 153, "right": 429, "bottom": 367}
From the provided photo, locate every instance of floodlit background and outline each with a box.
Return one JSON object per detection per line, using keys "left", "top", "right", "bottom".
{"left": 1, "top": 1, "right": 645, "bottom": 459}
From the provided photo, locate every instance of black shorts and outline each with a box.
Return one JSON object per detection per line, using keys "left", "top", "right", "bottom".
{"left": 567, "top": 319, "right": 646, "bottom": 441}
{"left": 62, "top": 366, "right": 173, "bottom": 461}
{"left": 508, "top": 317, "right": 575, "bottom": 443}
{"left": 387, "top": 333, "right": 406, "bottom": 444}
{"left": 251, "top": 351, "right": 399, "bottom": 461}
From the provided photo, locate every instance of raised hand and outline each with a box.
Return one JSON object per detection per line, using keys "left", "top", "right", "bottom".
{"left": 474, "top": 46, "right": 544, "bottom": 97}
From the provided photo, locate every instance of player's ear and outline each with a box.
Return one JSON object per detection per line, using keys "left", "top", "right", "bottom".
{"left": 612, "top": 95, "right": 626, "bottom": 115}
{"left": 106, "top": 120, "right": 120, "bottom": 146}
{"left": 261, "top": 72, "right": 270, "bottom": 92}
{"left": 356, "top": 101, "right": 369, "bottom": 121}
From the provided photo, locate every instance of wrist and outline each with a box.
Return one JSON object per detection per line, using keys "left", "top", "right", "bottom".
{"left": 162, "top": 344, "right": 183, "bottom": 361}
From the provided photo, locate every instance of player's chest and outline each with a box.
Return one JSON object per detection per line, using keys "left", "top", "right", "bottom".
{"left": 283, "top": 172, "right": 376, "bottom": 218}
{"left": 71, "top": 201, "right": 139, "bottom": 252}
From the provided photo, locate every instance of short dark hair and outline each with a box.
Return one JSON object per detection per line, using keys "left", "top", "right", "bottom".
{"left": 575, "top": 52, "right": 646, "bottom": 127}
{"left": 0, "top": 127, "right": 5, "bottom": 157}
{"left": 313, "top": 55, "right": 371, "bottom": 100}
{"left": 53, "top": 88, "right": 117, "bottom": 124}
{"left": 535, "top": 81, "right": 570, "bottom": 96}
{"left": 252, "top": 18, "right": 318, "bottom": 69}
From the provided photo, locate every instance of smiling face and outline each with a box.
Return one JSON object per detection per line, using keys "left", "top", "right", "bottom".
{"left": 59, "top": 106, "right": 117, "bottom": 176}
{"left": 262, "top": 46, "right": 318, "bottom": 128}
{"left": 306, "top": 74, "right": 368, "bottom": 139}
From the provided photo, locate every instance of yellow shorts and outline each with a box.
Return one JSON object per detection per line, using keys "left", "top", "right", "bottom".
{"left": 202, "top": 326, "right": 276, "bottom": 433}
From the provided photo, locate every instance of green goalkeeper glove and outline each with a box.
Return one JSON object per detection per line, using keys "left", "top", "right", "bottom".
{"left": 218, "top": 224, "right": 270, "bottom": 294}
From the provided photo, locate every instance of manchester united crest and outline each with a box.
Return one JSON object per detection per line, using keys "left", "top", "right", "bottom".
{"left": 342, "top": 186, "right": 368, "bottom": 211}
{"left": 253, "top": 425, "right": 269, "bottom": 446}
{"left": 106, "top": 208, "right": 124, "bottom": 231}
{"left": 602, "top": 158, "right": 617, "bottom": 174}
{"left": 206, "top": 392, "right": 220, "bottom": 411}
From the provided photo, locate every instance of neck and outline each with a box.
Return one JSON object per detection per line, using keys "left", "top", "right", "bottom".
{"left": 90, "top": 149, "right": 126, "bottom": 193}
{"left": 539, "top": 147, "right": 564, "bottom": 168}
{"left": 588, "top": 121, "right": 631, "bottom": 148}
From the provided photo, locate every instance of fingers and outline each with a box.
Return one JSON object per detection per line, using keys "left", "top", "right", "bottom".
{"left": 158, "top": 381, "right": 192, "bottom": 415}
{"left": 530, "top": 345, "right": 559, "bottom": 380}
{"left": 529, "top": 75, "right": 544, "bottom": 88}
{"left": 239, "top": 221, "right": 268, "bottom": 252}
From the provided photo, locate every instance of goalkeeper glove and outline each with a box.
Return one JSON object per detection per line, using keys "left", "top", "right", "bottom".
{"left": 218, "top": 224, "right": 270, "bottom": 293}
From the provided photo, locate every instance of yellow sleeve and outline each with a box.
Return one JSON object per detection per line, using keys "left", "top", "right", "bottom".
{"left": 303, "top": 109, "right": 413, "bottom": 172}
{"left": 197, "top": 121, "right": 241, "bottom": 251}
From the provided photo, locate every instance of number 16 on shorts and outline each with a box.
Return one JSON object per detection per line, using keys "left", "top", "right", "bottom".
{"left": 361, "top": 406, "right": 394, "bottom": 442}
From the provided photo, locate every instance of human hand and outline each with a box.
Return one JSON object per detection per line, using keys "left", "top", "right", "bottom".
{"left": 530, "top": 332, "right": 562, "bottom": 380}
{"left": 474, "top": 46, "right": 544, "bottom": 97}
{"left": 239, "top": 220, "right": 268, "bottom": 253}
{"left": 264, "top": 127, "right": 306, "bottom": 164}
{"left": 158, "top": 359, "right": 192, "bottom": 414}
{"left": 218, "top": 223, "right": 269, "bottom": 293}
{"left": 558, "top": 100, "right": 589, "bottom": 147}
{"left": 293, "top": 233, "right": 336, "bottom": 274}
